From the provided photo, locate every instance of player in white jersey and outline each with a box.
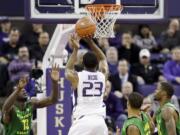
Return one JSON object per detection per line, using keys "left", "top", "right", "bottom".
{"left": 65, "top": 34, "right": 109, "bottom": 135}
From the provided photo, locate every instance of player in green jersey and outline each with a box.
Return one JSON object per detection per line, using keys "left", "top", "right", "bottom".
{"left": 141, "top": 111, "right": 154, "bottom": 135}
{"left": 154, "top": 82, "right": 180, "bottom": 135}
{"left": 121, "top": 92, "right": 145, "bottom": 135}
{"left": 1, "top": 64, "right": 60, "bottom": 135}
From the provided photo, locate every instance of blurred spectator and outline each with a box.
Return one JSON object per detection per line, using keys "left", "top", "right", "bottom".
{"left": 30, "top": 32, "right": 49, "bottom": 61}
{"left": 115, "top": 82, "right": 133, "bottom": 129}
{"left": 109, "top": 59, "right": 138, "bottom": 95}
{"left": 133, "top": 24, "right": 157, "bottom": 50}
{"left": 109, "top": 24, "right": 122, "bottom": 47}
{"left": 106, "top": 47, "right": 118, "bottom": 75}
{"left": 160, "top": 19, "right": 180, "bottom": 52}
{"left": 22, "top": 24, "right": 44, "bottom": 47}
{"left": 105, "top": 116, "right": 116, "bottom": 135}
{"left": 8, "top": 46, "right": 32, "bottom": 82}
{"left": 131, "top": 49, "right": 163, "bottom": 84}
{"left": 163, "top": 47, "right": 180, "bottom": 84}
{"left": 0, "top": 17, "right": 11, "bottom": 46}
{"left": 141, "top": 96, "right": 154, "bottom": 115}
{"left": 0, "top": 28, "right": 21, "bottom": 62}
{"left": 118, "top": 32, "right": 140, "bottom": 64}
{"left": 104, "top": 81, "right": 123, "bottom": 121}
{"left": 97, "top": 38, "right": 110, "bottom": 52}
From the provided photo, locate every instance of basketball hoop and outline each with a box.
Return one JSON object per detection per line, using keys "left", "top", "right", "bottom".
{"left": 85, "top": 4, "right": 123, "bottom": 38}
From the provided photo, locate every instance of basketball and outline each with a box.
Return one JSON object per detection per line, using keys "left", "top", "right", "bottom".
{"left": 75, "top": 16, "right": 96, "bottom": 38}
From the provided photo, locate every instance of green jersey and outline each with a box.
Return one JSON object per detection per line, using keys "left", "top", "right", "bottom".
{"left": 3, "top": 102, "right": 33, "bottom": 135}
{"left": 155, "top": 102, "right": 180, "bottom": 135}
{"left": 141, "top": 111, "right": 151, "bottom": 135}
{"left": 121, "top": 116, "right": 145, "bottom": 135}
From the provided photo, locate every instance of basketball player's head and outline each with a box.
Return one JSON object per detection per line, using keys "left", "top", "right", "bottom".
{"left": 154, "top": 82, "right": 174, "bottom": 101}
{"left": 17, "top": 87, "right": 28, "bottom": 102}
{"left": 82, "top": 51, "right": 98, "bottom": 71}
{"left": 14, "top": 76, "right": 29, "bottom": 102}
{"left": 127, "top": 92, "right": 143, "bottom": 111}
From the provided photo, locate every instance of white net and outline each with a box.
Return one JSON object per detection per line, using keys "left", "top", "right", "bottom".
{"left": 86, "top": 4, "right": 123, "bottom": 38}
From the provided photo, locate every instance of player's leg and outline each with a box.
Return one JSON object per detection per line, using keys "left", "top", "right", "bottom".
{"left": 68, "top": 115, "right": 108, "bottom": 135}
{"left": 91, "top": 115, "right": 108, "bottom": 135}
{"left": 68, "top": 116, "right": 93, "bottom": 135}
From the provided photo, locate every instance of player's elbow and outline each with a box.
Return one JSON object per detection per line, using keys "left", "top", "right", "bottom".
{"left": 51, "top": 97, "right": 59, "bottom": 104}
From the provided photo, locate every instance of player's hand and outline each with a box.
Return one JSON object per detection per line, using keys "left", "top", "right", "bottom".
{"left": 17, "top": 77, "right": 28, "bottom": 90}
{"left": 50, "top": 63, "right": 60, "bottom": 82}
{"left": 83, "top": 36, "right": 94, "bottom": 43}
{"left": 137, "top": 76, "right": 145, "bottom": 85}
{"left": 116, "top": 127, "right": 121, "bottom": 135}
{"left": 114, "top": 91, "right": 123, "bottom": 98}
{"left": 141, "top": 104, "right": 151, "bottom": 112}
{"left": 175, "top": 77, "right": 180, "bottom": 84}
{"left": 71, "top": 34, "right": 80, "bottom": 50}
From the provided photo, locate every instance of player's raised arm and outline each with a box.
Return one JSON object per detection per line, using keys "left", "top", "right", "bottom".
{"left": 31, "top": 63, "right": 59, "bottom": 108}
{"left": 162, "top": 107, "right": 177, "bottom": 135}
{"left": 84, "top": 38, "right": 109, "bottom": 79}
{"left": 2, "top": 77, "right": 28, "bottom": 124}
{"left": 65, "top": 34, "right": 79, "bottom": 89}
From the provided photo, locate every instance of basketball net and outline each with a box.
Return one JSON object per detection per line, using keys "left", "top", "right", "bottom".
{"left": 86, "top": 4, "right": 123, "bottom": 38}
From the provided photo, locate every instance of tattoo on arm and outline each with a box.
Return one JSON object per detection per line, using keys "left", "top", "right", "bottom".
{"left": 162, "top": 107, "right": 177, "bottom": 135}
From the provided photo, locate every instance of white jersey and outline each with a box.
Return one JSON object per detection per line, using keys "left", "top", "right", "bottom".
{"left": 72, "top": 70, "right": 106, "bottom": 118}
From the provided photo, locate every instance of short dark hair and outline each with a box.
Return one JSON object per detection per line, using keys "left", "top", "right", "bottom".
{"left": 83, "top": 51, "right": 98, "bottom": 69}
{"left": 10, "top": 27, "right": 20, "bottom": 33}
{"left": 160, "top": 82, "right": 174, "bottom": 98}
{"left": 18, "top": 45, "right": 29, "bottom": 52}
{"left": 128, "top": 92, "right": 143, "bottom": 109}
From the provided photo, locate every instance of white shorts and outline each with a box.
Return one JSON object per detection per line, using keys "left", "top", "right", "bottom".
{"left": 68, "top": 115, "right": 108, "bottom": 135}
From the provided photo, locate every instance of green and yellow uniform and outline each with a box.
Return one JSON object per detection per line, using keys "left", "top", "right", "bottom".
{"left": 121, "top": 116, "right": 145, "bottom": 135}
{"left": 3, "top": 102, "right": 33, "bottom": 135}
{"left": 141, "top": 111, "right": 151, "bottom": 135}
{"left": 155, "top": 102, "right": 180, "bottom": 135}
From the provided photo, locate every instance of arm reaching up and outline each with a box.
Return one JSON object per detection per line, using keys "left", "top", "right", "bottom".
{"left": 84, "top": 38, "right": 109, "bottom": 79}
{"left": 31, "top": 63, "right": 59, "bottom": 108}
{"left": 2, "top": 77, "right": 28, "bottom": 124}
{"left": 65, "top": 34, "right": 79, "bottom": 89}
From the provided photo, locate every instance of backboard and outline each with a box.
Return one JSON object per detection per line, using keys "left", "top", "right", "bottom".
{"left": 25, "top": 0, "right": 165, "bottom": 22}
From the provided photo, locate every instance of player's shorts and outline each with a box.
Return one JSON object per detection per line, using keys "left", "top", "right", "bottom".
{"left": 68, "top": 114, "right": 108, "bottom": 135}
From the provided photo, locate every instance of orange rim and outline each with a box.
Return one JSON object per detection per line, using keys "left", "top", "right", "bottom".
{"left": 85, "top": 4, "right": 123, "bottom": 13}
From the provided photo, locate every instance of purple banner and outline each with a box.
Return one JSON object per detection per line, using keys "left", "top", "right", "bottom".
{"left": 46, "top": 68, "right": 72, "bottom": 135}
